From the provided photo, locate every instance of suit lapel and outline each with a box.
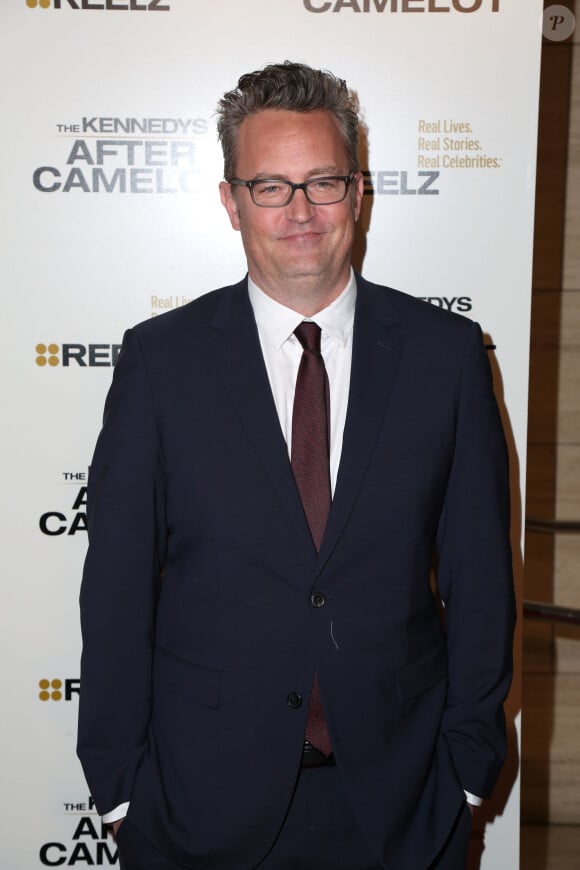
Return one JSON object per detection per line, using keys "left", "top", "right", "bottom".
{"left": 209, "top": 279, "right": 316, "bottom": 564}
{"left": 318, "top": 277, "right": 403, "bottom": 570}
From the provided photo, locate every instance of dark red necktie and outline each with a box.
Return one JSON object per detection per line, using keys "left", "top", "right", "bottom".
{"left": 291, "top": 321, "right": 333, "bottom": 756}
{"left": 291, "top": 322, "right": 331, "bottom": 550}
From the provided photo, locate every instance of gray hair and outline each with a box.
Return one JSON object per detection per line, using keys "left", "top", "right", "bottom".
{"left": 216, "top": 61, "right": 360, "bottom": 180}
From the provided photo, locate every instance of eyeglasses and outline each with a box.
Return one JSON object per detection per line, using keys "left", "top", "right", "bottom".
{"left": 228, "top": 174, "right": 356, "bottom": 208}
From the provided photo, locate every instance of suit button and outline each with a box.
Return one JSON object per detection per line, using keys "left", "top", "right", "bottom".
{"left": 287, "top": 692, "right": 303, "bottom": 709}
{"left": 310, "top": 592, "right": 326, "bottom": 608}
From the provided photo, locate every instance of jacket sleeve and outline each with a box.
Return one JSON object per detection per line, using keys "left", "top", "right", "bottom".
{"left": 436, "top": 321, "right": 516, "bottom": 799}
{"left": 77, "top": 327, "right": 166, "bottom": 815}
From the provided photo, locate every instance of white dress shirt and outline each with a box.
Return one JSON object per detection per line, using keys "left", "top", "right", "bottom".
{"left": 248, "top": 270, "right": 356, "bottom": 496}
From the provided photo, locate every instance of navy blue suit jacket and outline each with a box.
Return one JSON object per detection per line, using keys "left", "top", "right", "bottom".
{"left": 78, "top": 274, "right": 515, "bottom": 869}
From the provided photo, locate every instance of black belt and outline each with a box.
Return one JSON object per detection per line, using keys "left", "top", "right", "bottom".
{"left": 301, "top": 740, "right": 336, "bottom": 769}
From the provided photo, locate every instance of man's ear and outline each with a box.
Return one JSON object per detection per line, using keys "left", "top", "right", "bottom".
{"left": 352, "top": 171, "right": 364, "bottom": 221}
{"left": 219, "top": 181, "right": 241, "bottom": 231}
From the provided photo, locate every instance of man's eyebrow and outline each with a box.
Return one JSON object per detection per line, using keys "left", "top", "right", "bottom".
{"left": 306, "top": 166, "right": 342, "bottom": 178}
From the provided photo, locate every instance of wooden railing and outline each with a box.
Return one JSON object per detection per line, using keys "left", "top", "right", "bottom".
{"left": 524, "top": 517, "right": 580, "bottom": 626}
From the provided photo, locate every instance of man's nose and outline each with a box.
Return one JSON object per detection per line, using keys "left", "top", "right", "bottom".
{"left": 286, "top": 187, "right": 315, "bottom": 221}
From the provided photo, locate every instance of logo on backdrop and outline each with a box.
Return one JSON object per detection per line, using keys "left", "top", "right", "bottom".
{"left": 416, "top": 119, "right": 502, "bottom": 170}
{"left": 151, "top": 293, "right": 192, "bottom": 317}
{"left": 27, "top": 0, "right": 169, "bottom": 11}
{"left": 303, "top": 0, "right": 500, "bottom": 13}
{"left": 35, "top": 343, "right": 121, "bottom": 367}
{"left": 363, "top": 169, "right": 440, "bottom": 196}
{"left": 33, "top": 116, "right": 208, "bottom": 194}
{"left": 39, "top": 798, "right": 117, "bottom": 867}
{"left": 38, "top": 678, "right": 80, "bottom": 701}
{"left": 418, "top": 296, "right": 472, "bottom": 313}
{"left": 543, "top": 5, "right": 576, "bottom": 42}
{"left": 39, "top": 470, "right": 87, "bottom": 537}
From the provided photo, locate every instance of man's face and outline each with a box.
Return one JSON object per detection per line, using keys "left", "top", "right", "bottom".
{"left": 220, "top": 109, "right": 363, "bottom": 310}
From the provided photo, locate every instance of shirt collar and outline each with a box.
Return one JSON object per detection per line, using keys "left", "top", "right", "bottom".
{"left": 248, "top": 270, "right": 357, "bottom": 351}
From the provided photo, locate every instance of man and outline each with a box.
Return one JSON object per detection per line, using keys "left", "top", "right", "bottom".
{"left": 78, "top": 61, "right": 515, "bottom": 869}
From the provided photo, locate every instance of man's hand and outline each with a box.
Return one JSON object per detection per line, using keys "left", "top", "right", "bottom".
{"left": 111, "top": 818, "right": 125, "bottom": 838}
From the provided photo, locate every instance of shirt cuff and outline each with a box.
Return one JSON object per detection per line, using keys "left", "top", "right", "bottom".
{"left": 102, "top": 802, "right": 130, "bottom": 824}
{"left": 464, "top": 791, "right": 483, "bottom": 806}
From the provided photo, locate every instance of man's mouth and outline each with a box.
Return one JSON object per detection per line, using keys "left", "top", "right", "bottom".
{"left": 280, "top": 231, "right": 323, "bottom": 244}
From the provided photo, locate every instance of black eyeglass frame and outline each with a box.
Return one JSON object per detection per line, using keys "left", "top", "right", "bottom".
{"left": 228, "top": 173, "right": 357, "bottom": 207}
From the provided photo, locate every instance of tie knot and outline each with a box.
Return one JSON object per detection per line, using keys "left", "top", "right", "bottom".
{"left": 294, "top": 321, "right": 321, "bottom": 354}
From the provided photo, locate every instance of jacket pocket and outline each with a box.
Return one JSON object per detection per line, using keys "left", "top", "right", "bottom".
{"left": 395, "top": 643, "right": 447, "bottom": 704}
{"left": 153, "top": 644, "right": 220, "bottom": 708}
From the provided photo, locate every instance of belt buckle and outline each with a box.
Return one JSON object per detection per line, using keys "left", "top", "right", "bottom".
{"left": 301, "top": 740, "right": 336, "bottom": 769}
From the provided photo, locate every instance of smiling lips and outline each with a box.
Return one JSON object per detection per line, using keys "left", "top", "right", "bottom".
{"left": 279, "top": 229, "right": 326, "bottom": 244}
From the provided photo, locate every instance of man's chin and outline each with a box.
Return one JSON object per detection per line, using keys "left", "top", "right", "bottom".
{"left": 276, "top": 255, "right": 331, "bottom": 283}
{"left": 250, "top": 255, "right": 346, "bottom": 297}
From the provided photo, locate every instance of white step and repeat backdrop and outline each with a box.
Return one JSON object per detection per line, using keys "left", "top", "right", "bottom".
{"left": 0, "top": 1, "right": 541, "bottom": 867}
